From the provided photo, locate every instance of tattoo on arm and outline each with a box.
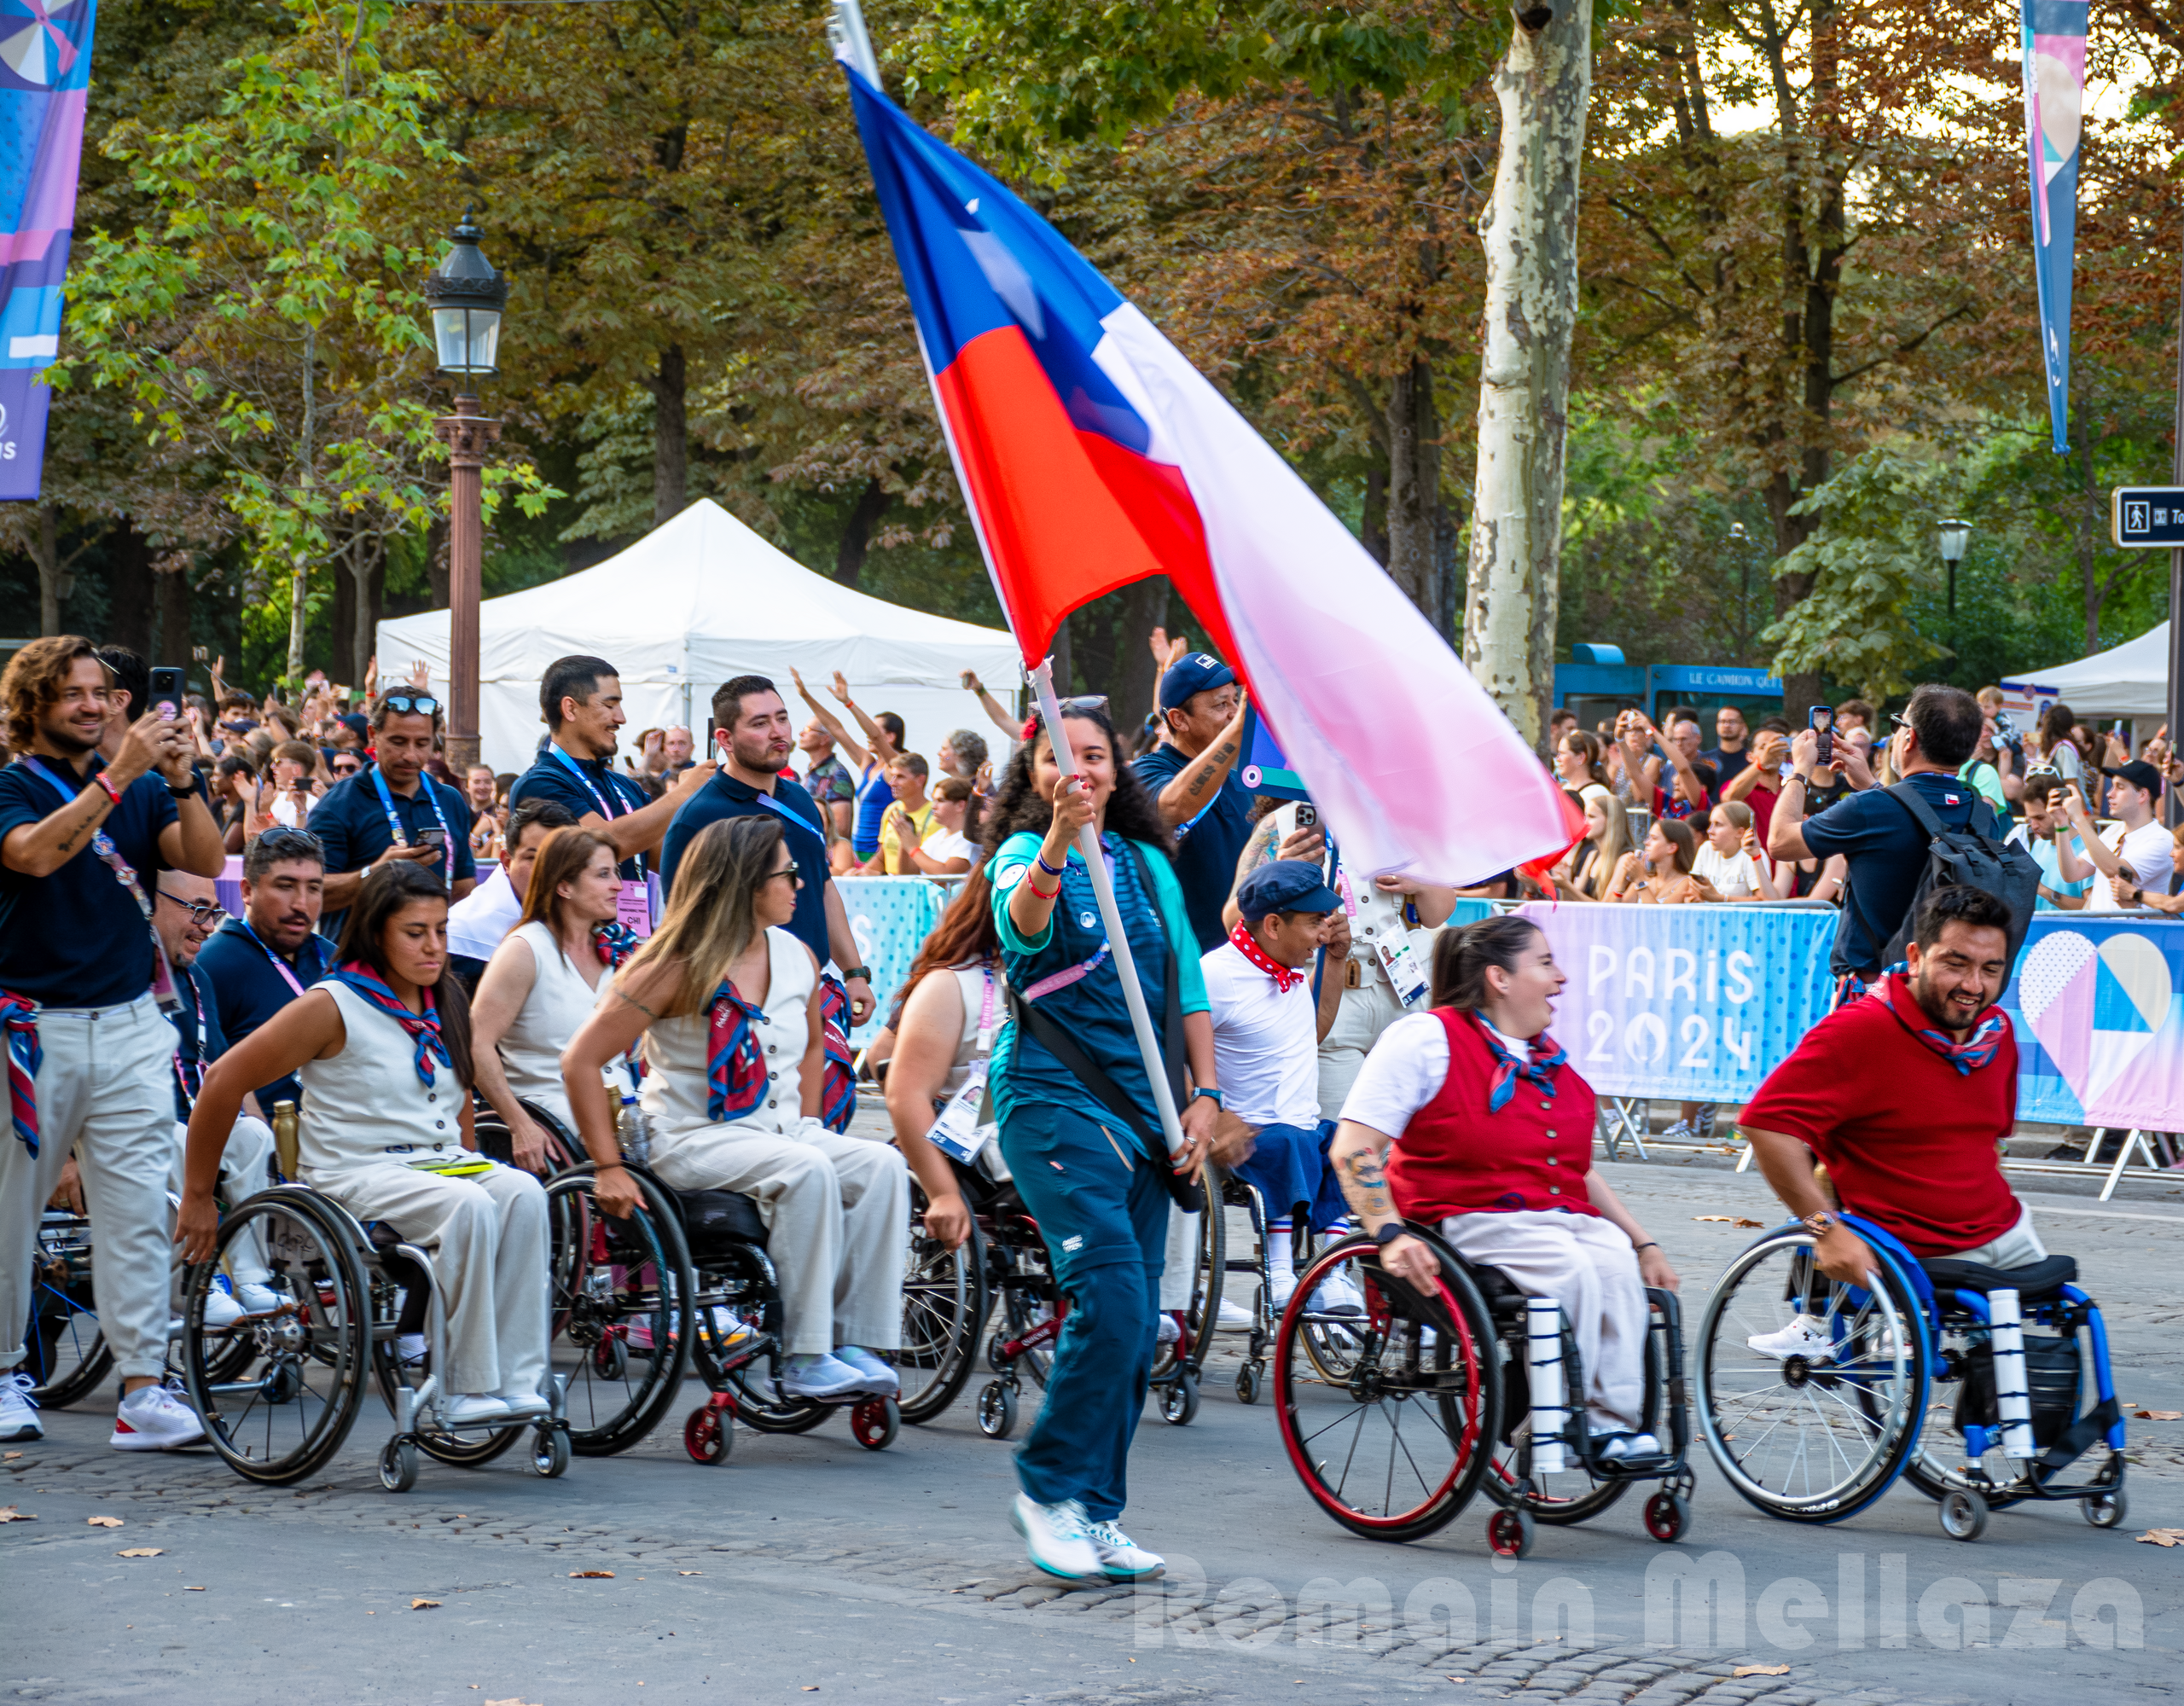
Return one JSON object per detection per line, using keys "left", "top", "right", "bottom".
{"left": 613, "top": 989, "right": 658, "bottom": 1020}
{"left": 1338, "top": 1150, "right": 1394, "bottom": 1225}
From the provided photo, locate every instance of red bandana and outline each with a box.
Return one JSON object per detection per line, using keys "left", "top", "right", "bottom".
{"left": 1228, "top": 920, "right": 1304, "bottom": 994}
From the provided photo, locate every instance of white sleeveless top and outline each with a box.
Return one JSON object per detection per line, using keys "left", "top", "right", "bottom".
{"left": 642, "top": 927, "right": 817, "bottom": 1146}
{"left": 496, "top": 920, "right": 616, "bottom": 1134}
{"left": 940, "top": 959, "right": 1011, "bottom": 1183}
{"left": 299, "top": 980, "right": 468, "bottom": 1175}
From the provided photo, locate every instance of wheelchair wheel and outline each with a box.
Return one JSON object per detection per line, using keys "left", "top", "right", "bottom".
{"left": 1486, "top": 1319, "right": 1664, "bottom": 1526}
{"left": 977, "top": 1380, "right": 1018, "bottom": 1438}
{"left": 544, "top": 1164, "right": 695, "bottom": 1457}
{"left": 1274, "top": 1231, "right": 1500, "bottom": 1543}
{"left": 2086, "top": 1487, "right": 2127, "bottom": 1529}
{"left": 181, "top": 1189, "right": 373, "bottom": 1487}
{"left": 27, "top": 1211, "right": 114, "bottom": 1408}
{"left": 1695, "top": 1229, "right": 1927, "bottom": 1523}
{"left": 851, "top": 1396, "right": 899, "bottom": 1450}
{"left": 364, "top": 1264, "right": 525, "bottom": 1470}
{"left": 380, "top": 1436, "right": 419, "bottom": 1493}
{"left": 897, "top": 1206, "right": 988, "bottom": 1425}
{"left": 1152, "top": 1163, "right": 1226, "bottom": 1384}
{"left": 993, "top": 1272, "right": 1058, "bottom": 1390}
{"left": 532, "top": 1425, "right": 572, "bottom": 1479}
{"left": 1160, "top": 1371, "right": 1199, "bottom": 1426}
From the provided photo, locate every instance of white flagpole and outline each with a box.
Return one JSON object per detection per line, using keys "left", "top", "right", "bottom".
{"left": 828, "top": 0, "right": 1184, "bottom": 1160}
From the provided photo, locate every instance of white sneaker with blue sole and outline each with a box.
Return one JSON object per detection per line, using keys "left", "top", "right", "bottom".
{"left": 1010, "top": 1492, "right": 1101, "bottom": 1580}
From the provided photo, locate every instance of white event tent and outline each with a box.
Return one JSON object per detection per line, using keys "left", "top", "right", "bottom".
{"left": 2022, "top": 621, "right": 2171, "bottom": 720}
{"left": 375, "top": 500, "right": 1023, "bottom": 775}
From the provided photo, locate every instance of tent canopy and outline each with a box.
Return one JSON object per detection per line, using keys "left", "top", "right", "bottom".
{"left": 2022, "top": 621, "right": 2171, "bottom": 720}
{"left": 375, "top": 499, "right": 1022, "bottom": 774}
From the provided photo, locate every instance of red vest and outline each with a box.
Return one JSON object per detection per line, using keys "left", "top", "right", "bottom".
{"left": 1385, "top": 1008, "right": 1600, "bottom": 1221}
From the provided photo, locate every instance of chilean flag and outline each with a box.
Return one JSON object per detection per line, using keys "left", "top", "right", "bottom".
{"left": 844, "top": 66, "right": 1580, "bottom": 884}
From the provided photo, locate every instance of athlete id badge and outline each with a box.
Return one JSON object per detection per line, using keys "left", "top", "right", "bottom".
{"left": 926, "top": 1062, "right": 997, "bottom": 1165}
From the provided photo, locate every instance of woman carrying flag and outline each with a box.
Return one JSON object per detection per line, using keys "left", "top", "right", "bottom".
{"left": 177, "top": 862, "right": 552, "bottom": 1431}
{"left": 560, "top": 817, "right": 910, "bottom": 1403}
{"left": 985, "top": 701, "right": 1220, "bottom": 1583}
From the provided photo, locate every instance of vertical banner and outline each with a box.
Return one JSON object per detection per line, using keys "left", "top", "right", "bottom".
{"left": 0, "top": 0, "right": 98, "bottom": 501}
{"left": 2022, "top": 0, "right": 2086, "bottom": 456}
{"left": 2001, "top": 917, "right": 2183, "bottom": 1131}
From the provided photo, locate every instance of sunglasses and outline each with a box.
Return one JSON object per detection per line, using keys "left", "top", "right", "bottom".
{"left": 157, "top": 891, "right": 229, "bottom": 928}
{"left": 379, "top": 693, "right": 440, "bottom": 717}
{"left": 764, "top": 863, "right": 803, "bottom": 885}
{"left": 253, "top": 826, "right": 326, "bottom": 859}
{"left": 332, "top": 760, "right": 361, "bottom": 774}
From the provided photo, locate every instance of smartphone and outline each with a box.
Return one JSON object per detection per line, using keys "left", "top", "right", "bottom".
{"left": 1294, "top": 803, "right": 1318, "bottom": 830}
{"left": 149, "top": 666, "right": 184, "bottom": 721}
{"left": 1809, "top": 705, "right": 1833, "bottom": 769}
{"left": 418, "top": 828, "right": 448, "bottom": 850}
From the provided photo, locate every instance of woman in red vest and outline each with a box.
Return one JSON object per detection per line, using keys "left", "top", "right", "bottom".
{"left": 1327, "top": 916, "right": 1680, "bottom": 1458}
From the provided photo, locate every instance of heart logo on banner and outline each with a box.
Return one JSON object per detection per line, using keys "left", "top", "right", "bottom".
{"left": 2017, "top": 930, "right": 2171, "bottom": 1110}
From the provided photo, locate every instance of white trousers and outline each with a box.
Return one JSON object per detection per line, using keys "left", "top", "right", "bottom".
{"left": 1440, "top": 1210, "right": 1649, "bottom": 1431}
{"left": 650, "top": 1119, "right": 909, "bottom": 1355}
{"left": 1317, "top": 974, "right": 1409, "bottom": 1122}
{"left": 1943, "top": 1208, "right": 2047, "bottom": 1269}
{"left": 169, "top": 1116, "right": 277, "bottom": 1283}
{"left": 0, "top": 998, "right": 176, "bottom": 1381}
{"left": 309, "top": 1158, "right": 549, "bottom": 1400}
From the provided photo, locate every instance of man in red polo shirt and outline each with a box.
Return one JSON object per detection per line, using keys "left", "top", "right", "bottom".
{"left": 1739, "top": 884, "right": 2036, "bottom": 1359}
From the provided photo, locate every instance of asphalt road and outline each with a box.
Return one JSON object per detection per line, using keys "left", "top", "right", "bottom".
{"left": 8, "top": 1152, "right": 2182, "bottom": 1706}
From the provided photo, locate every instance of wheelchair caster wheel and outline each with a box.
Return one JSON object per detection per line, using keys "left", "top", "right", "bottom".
{"left": 592, "top": 1336, "right": 628, "bottom": 1380}
{"left": 683, "top": 1402, "right": 733, "bottom": 1464}
{"left": 851, "top": 1397, "right": 898, "bottom": 1452}
{"left": 1643, "top": 1490, "right": 1690, "bottom": 1543}
{"left": 259, "top": 1361, "right": 301, "bottom": 1406}
{"left": 1235, "top": 1362, "right": 1263, "bottom": 1406}
{"left": 2085, "top": 1488, "right": 2128, "bottom": 1529}
{"left": 977, "top": 1381, "right": 1018, "bottom": 1439}
{"left": 986, "top": 1332, "right": 1013, "bottom": 1375}
{"left": 1487, "top": 1507, "right": 1534, "bottom": 1558}
{"left": 1161, "top": 1372, "right": 1199, "bottom": 1426}
{"left": 532, "top": 1426, "right": 570, "bottom": 1478}
{"left": 379, "top": 1437, "right": 418, "bottom": 1494}
{"left": 1939, "top": 1488, "right": 1989, "bottom": 1542}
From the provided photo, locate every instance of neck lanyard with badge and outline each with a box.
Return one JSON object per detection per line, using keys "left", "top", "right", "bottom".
{"left": 549, "top": 741, "right": 655, "bottom": 934}
{"left": 239, "top": 916, "right": 322, "bottom": 998}
{"left": 1322, "top": 818, "right": 1426, "bottom": 1007}
{"left": 18, "top": 756, "right": 180, "bottom": 1010}
{"left": 370, "top": 764, "right": 453, "bottom": 887}
{"left": 173, "top": 966, "right": 208, "bottom": 1106}
{"left": 926, "top": 955, "right": 1001, "bottom": 1166}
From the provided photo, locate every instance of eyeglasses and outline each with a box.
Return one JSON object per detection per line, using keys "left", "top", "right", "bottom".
{"left": 157, "top": 891, "right": 229, "bottom": 928}
{"left": 764, "top": 864, "right": 803, "bottom": 886}
{"left": 378, "top": 693, "right": 440, "bottom": 717}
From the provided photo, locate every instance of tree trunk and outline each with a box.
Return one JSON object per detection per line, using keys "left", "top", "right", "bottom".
{"left": 1385, "top": 358, "right": 1442, "bottom": 615}
{"left": 157, "top": 560, "right": 191, "bottom": 667}
{"left": 331, "top": 537, "right": 357, "bottom": 683}
{"left": 653, "top": 343, "right": 688, "bottom": 528}
{"left": 288, "top": 324, "right": 317, "bottom": 683}
{"left": 33, "top": 503, "right": 61, "bottom": 635}
{"left": 355, "top": 536, "right": 384, "bottom": 688}
{"left": 834, "top": 477, "right": 890, "bottom": 588}
{"left": 1114, "top": 577, "right": 1170, "bottom": 738}
{"left": 1360, "top": 463, "right": 1389, "bottom": 567}
{"left": 1463, "top": 0, "right": 1593, "bottom": 753}
{"left": 107, "top": 519, "right": 155, "bottom": 658}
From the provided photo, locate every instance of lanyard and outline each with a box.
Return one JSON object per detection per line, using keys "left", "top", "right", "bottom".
{"left": 239, "top": 917, "right": 321, "bottom": 998}
{"left": 172, "top": 966, "right": 207, "bottom": 1109}
{"left": 973, "top": 957, "right": 999, "bottom": 1053}
{"left": 370, "top": 765, "right": 454, "bottom": 886}
{"left": 18, "top": 757, "right": 177, "bottom": 1009}
{"left": 548, "top": 744, "right": 645, "bottom": 876}
{"left": 748, "top": 784, "right": 828, "bottom": 852}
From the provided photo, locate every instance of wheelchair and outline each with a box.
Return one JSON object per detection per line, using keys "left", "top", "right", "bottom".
{"left": 177, "top": 1180, "right": 572, "bottom": 1489}
{"left": 1275, "top": 1221, "right": 1693, "bottom": 1555}
{"left": 1198, "top": 1170, "right": 1363, "bottom": 1409}
{"left": 1694, "top": 1215, "right": 2126, "bottom": 1542}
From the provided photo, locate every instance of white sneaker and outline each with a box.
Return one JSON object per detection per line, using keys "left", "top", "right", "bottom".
{"left": 1155, "top": 1313, "right": 1181, "bottom": 1347}
{"left": 1215, "top": 1298, "right": 1253, "bottom": 1332}
{"left": 492, "top": 1392, "right": 552, "bottom": 1422}
{"left": 778, "top": 1352, "right": 868, "bottom": 1401}
{"left": 1596, "top": 1430, "right": 1663, "bottom": 1460}
{"left": 709, "top": 1308, "right": 757, "bottom": 1349}
{"left": 834, "top": 1345, "right": 900, "bottom": 1397}
{"left": 1266, "top": 1269, "right": 1299, "bottom": 1314}
{"left": 1313, "top": 1271, "right": 1367, "bottom": 1315}
{"left": 394, "top": 1334, "right": 428, "bottom": 1369}
{"left": 1009, "top": 1492, "right": 1101, "bottom": 1581}
{"left": 228, "top": 1278, "right": 285, "bottom": 1316}
{"left": 111, "top": 1384, "right": 206, "bottom": 1451}
{"left": 196, "top": 1286, "right": 244, "bottom": 1331}
{"left": 441, "top": 1393, "right": 514, "bottom": 1429}
{"left": 1084, "top": 1517, "right": 1165, "bottom": 1581}
{"left": 1745, "top": 1314, "right": 1835, "bottom": 1363}
{"left": 1660, "top": 1119, "right": 1699, "bottom": 1143}
{"left": 0, "top": 1371, "right": 42, "bottom": 1442}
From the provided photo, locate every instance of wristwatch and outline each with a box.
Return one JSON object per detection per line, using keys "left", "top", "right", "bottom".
{"left": 841, "top": 965, "right": 872, "bottom": 983}
{"left": 1188, "top": 1086, "right": 1223, "bottom": 1109}
{"left": 1373, "top": 1222, "right": 1409, "bottom": 1246}
{"left": 1802, "top": 1211, "right": 1837, "bottom": 1239}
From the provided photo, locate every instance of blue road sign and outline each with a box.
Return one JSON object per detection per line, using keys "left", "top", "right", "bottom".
{"left": 2110, "top": 486, "right": 2184, "bottom": 548}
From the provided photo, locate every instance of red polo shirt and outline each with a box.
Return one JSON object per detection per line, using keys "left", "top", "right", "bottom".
{"left": 1740, "top": 978, "right": 2022, "bottom": 1256}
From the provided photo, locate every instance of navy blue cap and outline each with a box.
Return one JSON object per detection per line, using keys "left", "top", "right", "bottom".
{"left": 1158, "top": 652, "right": 1236, "bottom": 711}
{"left": 339, "top": 712, "right": 369, "bottom": 735}
{"left": 1236, "top": 859, "right": 1341, "bottom": 922}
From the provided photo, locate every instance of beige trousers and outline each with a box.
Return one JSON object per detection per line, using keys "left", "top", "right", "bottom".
{"left": 169, "top": 1116, "right": 277, "bottom": 1283}
{"left": 1317, "top": 973, "right": 1409, "bottom": 1122}
{"left": 309, "top": 1158, "right": 549, "bottom": 1400}
{"left": 650, "top": 1119, "right": 909, "bottom": 1355}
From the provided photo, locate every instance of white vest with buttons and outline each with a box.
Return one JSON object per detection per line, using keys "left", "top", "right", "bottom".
{"left": 299, "top": 979, "right": 468, "bottom": 1175}
{"left": 641, "top": 926, "right": 816, "bottom": 1143}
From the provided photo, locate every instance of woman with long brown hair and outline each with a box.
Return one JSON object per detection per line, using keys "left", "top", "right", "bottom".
{"left": 561, "top": 815, "right": 910, "bottom": 1404}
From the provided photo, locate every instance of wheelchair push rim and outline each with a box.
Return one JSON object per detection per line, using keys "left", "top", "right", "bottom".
{"left": 1274, "top": 1233, "right": 1496, "bottom": 1542}
{"left": 897, "top": 1200, "right": 988, "bottom": 1425}
{"left": 27, "top": 1210, "right": 114, "bottom": 1409}
{"left": 1695, "top": 1229, "right": 1927, "bottom": 1523}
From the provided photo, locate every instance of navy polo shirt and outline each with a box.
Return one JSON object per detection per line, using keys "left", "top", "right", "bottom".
{"left": 660, "top": 770, "right": 834, "bottom": 966}
{"left": 308, "top": 768, "right": 476, "bottom": 937}
{"left": 1801, "top": 771, "right": 1987, "bottom": 979}
{"left": 168, "top": 960, "right": 229, "bottom": 1122}
{"left": 1130, "top": 744, "right": 1253, "bottom": 952}
{"left": 195, "top": 918, "right": 338, "bottom": 1113}
{"left": 0, "top": 755, "right": 177, "bottom": 1008}
{"left": 509, "top": 743, "right": 652, "bottom": 880}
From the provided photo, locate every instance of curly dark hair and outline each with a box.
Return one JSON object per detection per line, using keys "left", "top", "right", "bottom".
{"left": 983, "top": 702, "right": 1174, "bottom": 856}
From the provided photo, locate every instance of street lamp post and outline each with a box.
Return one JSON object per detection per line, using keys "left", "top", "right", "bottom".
{"left": 1728, "top": 520, "right": 1750, "bottom": 659}
{"left": 422, "top": 207, "right": 508, "bottom": 778}
{"left": 1937, "top": 518, "right": 1971, "bottom": 679}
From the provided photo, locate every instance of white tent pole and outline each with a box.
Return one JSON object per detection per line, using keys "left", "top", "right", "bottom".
{"left": 1029, "top": 659, "right": 1188, "bottom": 1158}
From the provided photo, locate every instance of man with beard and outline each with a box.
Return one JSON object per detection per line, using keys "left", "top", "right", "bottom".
{"left": 661, "top": 675, "right": 876, "bottom": 1029}
{"left": 0, "top": 635, "right": 225, "bottom": 1451}
{"left": 306, "top": 688, "right": 477, "bottom": 938}
{"left": 1737, "top": 885, "right": 2037, "bottom": 1359}
{"left": 195, "top": 827, "right": 337, "bottom": 1115}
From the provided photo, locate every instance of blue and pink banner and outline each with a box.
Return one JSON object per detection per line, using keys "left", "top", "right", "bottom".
{"left": 2023, "top": 0, "right": 2085, "bottom": 456}
{"left": 2003, "top": 916, "right": 2184, "bottom": 1133}
{"left": 0, "top": 0, "right": 97, "bottom": 500}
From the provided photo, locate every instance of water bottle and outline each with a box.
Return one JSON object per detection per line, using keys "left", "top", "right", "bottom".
{"left": 272, "top": 1100, "right": 300, "bottom": 1181}
{"left": 615, "top": 1093, "right": 652, "bottom": 1167}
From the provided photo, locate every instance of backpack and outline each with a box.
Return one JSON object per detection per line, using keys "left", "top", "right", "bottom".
{"left": 1877, "top": 781, "right": 2041, "bottom": 970}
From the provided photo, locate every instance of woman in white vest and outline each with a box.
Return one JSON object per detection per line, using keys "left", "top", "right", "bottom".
{"left": 177, "top": 861, "right": 550, "bottom": 1430}
{"left": 561, "top": 815, "right": 911, "bottom": 1403}
{"left": 471, "top": 826, "right": 635, "bottom": 1172}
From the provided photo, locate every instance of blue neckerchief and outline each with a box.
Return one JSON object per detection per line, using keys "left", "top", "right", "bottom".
{"left": 333, "top": 961, "right": 451, "bottom": 1087}
{"left": 369, "top": 765, "right": 453, "bottom": 887}
{"left": 706, "top": 980, "right": 768, "bottom": 1121}
{"left": 1470, "top": 1012, "right": 1567, "bottom": 1114}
